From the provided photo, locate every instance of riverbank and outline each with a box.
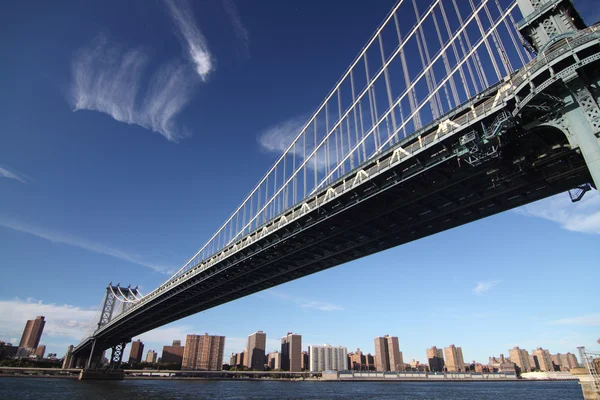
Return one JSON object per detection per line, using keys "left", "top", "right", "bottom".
{"left": 0, "top": 367, "right": 577, "bottom": 383}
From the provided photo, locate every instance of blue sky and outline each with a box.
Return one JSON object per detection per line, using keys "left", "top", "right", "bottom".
{"left": 1, "top": 0, "right": 599, "bottom": 364}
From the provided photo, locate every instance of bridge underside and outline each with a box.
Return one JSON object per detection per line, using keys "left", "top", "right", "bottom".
{"left": 76, "top": 121, "right": 591, "bottom": 354}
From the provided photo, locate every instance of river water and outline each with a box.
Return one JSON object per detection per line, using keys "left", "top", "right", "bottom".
{"left": 0, "top": 378, "right": 584, "bottom": 399}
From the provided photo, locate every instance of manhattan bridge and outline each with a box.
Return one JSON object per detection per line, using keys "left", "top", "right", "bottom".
{"left": 70, "top": 0, "right": 600, "bottom": 371}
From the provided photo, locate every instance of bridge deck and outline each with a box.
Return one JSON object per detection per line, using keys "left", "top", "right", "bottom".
{"left": 74, "top": 12, "right": 600, "bottom": 357}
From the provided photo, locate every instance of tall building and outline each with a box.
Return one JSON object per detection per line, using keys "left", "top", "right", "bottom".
{"left": 182, "top": 333, "right": 226, "bottom": 370}
{"left": 301, "top": 351, "right": 309, "bottom": 371}
{"left": 308, "top": 344, "right": 347, "bottom": 372}
{"left": 146, "top": 350, "right": 158, "bottom": 363}
{"left": 19, "top": 316, "right": 45, "bottom": 350}
{"left": 281, "top": 332, "right": 302, "bottom": 372}
{"left": 236, "top": 350, "right": 245, "bottom": 367}
{"left": 267, "top": 351, "right": 281, "bottom": 370}
{"left": 444, "top": 345, "right": 465, "bottom": 372}
{"left": 426, "top": 346, "right": 445, "bottom": 372}
{"left": 62, "top": 345, "right": 74, "bottom": 369}
{"left": 35, "top": 345, "right": 46, "bottom": 358}
{"left": 349, "top": 348, "right": 366, "bottom": 370}
{"left": 374, "top": 335, "right": 404, "bottom": 372}
{"left": 161, "top": 340, "right": 185, "bottom": 365}
{"left": 129, "top": 340, "right": 144, "bottom": 363}
{"left": 551, "top": 353, "right": 564, "bottom": 370}
{"left": 533, "top": 348, "right": 553, "bottom": 372}
{"left": 365, "top": 353, "right": 375, "bottom": 370}
{"left": 229, "top": 353, "right": 237, "bottom": 366}
{"left": 565, "top": 353, "right": 579, "bottom": 369}
{"left": 508, "top": 347, "right": 531, "bottom": 372}
{"left": 520, "top": 349, "right": 532, "bottom": 371}
{"left": 245, "top": 331, "right": 266, "bottom": 370}
{"left": 529, "top": 353, "right": 540, "bottom": 370}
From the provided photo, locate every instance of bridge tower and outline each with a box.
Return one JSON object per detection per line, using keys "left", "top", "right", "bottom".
{"left": 516, "top": 0, "right": 586, "bottom": 53}
{"left": 516, "top": 0, "right": 600, "bottom": 189}
{"left": 78, "top": 284, "right": 140, "bottom": 376}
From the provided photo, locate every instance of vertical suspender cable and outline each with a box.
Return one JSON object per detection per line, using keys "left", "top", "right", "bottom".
{"left": 313, "top": 119, "right": 317, "bottom": 190}
{"left": 452, "top": 0, "right": 488, "bottom": 91}
{"left": 468, "top": 0, "right": 502, "bottom": 81}
{"left": 500, "top": 0, "right": 530, "bottom": 64}
{"left": 393, "top": 12, "right": 420, "bottom": 132}
{"left": 337, "top": 89, "right": 343, "bottom": 175}
{"left": 412, "top": 0, "right": 440, "bottom": 119}
{"left": 432, "top": 8, "right": 460, "bottom": 108}
{"left": 363, "top": 54, "right": 382, "bottom": 154}
{"left": 439, "top": 0, "right": 472, "bottom": 99}
{"left": 345, "top": 98, "right": 354, "bottom": 169}
{"left": 325, "top": 102, "right": 330, "bottom": 182}
{"left": 378, "top": 34, "right": 398, "bottom": 143}
{"left": 413, "top": 0, "right": 444, "bottom": 117}
{"left": 350, "top": 70, "right": 362, "bottom": 165}
{"left": 303, "top": 126, "right": 306, "bottom": 198}
{"left": 483, "top": 1, "right": 513, "bottom": 74}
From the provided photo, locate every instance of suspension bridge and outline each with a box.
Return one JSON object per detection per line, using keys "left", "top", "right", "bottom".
{"left": 70, "top": 0, "right": 600, "bottom": 372}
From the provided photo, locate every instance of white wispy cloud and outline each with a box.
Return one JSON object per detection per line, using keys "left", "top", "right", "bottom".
{"left": 258, "top": 116, "right": 350, "bottom": 172}
{"left": 70, "top": 36, "right": 196, "bottom": 142}
{"left": 258, "top": 117, "right": 307, "bottom": 153}
{"left": 265, "top": 290, "right": 343, "bottom": 312}
{"left": 549, "top": 314, "right": 600, "bottom": 327}
{"left": 0, "top": 165, "right": 30, "bottom": 184}
{"left": 0, "top": 298, "right": 97, "bottom": 344}
{"left": 0, "top": 216, "right": 173, "bottom": 274}
{"left": 165, "top": 0, "right": 215, "bottom": 81}
{"left": 222, "top": 0, "right": 250, "bottom": 57}
{"left": 472, "top": 280, "right": 501, "bottom": 295}
{"left": 514, "top": 190, "right": 600, "bottom": 234}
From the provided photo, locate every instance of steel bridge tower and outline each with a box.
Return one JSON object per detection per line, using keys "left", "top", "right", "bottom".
{"left": 516, "top": 0, "right": 600, "bottom": 189}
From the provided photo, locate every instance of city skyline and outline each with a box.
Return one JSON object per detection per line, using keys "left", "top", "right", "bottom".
{"left": 3, "top": 314, "right": 585, "bottom": 373}
{"left": 0, "top": 296, "right": 598, "bottom": 367}
{"left": 1, "top": 0, "right": 599, "bottom": 366}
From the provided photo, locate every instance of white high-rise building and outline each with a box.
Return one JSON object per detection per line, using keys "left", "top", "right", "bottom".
{"left": 308, "top": 344, "right": 348, "bottom": 372}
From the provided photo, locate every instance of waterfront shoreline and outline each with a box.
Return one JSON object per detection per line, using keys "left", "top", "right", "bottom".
{"left": 0, "top": 373, "right": 578, "bottom": 383}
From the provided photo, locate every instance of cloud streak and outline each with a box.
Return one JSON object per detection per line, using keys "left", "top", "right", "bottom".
{"left": 265, "top": 291, "right": 344, "bottom": 312}
{"left": 165, "top": 0, "right": 215, "bottom": 81}
{"left": 0, "top": 216, "right": 173, "bottom": 274}
{"left": 514, "top": 190, "right": 600, "bottom": 234}
{"left": 70, "top": 36, "right": 196, "bottom": 142}
{"left": 258, "top": 117, "right": 307, "bottom": 153}
{"left": 0, "top": 165, "right": 30, "bottom": 184}
{"left": 549, "top": 314, "right": 600, "bottom": 327}
{"left": 258, "top": 116, "right": 350, "bottom": 172}
{"left": 472, "top": 280, "right": 501, "bottom": 295}
{"left": 222, "top": 0, "right": 250, "bottom": 57}
{"left": 0, "top": 298, "right": 97, "bottom": 344}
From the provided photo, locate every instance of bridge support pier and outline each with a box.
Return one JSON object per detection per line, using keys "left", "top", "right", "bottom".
{"left": 108, "top": 342, "right": 127, "bottom": 370}
{"left": 78, "top": 339, "right": 127, "bottom": 380}
{"left": 84, "top": 339, "right": 104, "bottom": 370}
{"left": 567, "top": 86, "right": 600, "bottom": 190}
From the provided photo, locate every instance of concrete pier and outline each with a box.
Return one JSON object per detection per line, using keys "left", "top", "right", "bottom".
{"left": 78, "top": 370, "right": 125, "bottom": 381}
{"left": 572, "top": 368, "right": 600, "bottom": 400}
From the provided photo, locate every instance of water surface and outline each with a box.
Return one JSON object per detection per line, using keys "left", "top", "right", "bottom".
{"left": 0, "top": 378, "right": 584, "bottom": 400}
